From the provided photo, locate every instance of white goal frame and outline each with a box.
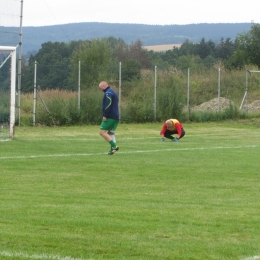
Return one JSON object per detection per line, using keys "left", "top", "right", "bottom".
{"left": 239, "top": 70, "right": 260, "bottom": 114}
{"left": 0, "top": 46, "right": 17, "bottom": 138}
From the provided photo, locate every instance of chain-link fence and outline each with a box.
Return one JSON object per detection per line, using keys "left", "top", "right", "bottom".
{"left": 19, "top": 62, "right": 260, "bottom": 126}
{"left": 0, "top": 53, "right": 11, "bottom": 139}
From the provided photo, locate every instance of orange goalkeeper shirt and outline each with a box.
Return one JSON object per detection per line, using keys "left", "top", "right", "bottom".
{"left": 160, "top": 119, "right": 183, "bottom": 137}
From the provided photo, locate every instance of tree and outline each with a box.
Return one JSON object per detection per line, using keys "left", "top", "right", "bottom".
{"left": 105, "top": 36, "right": 128, "bottom": 62}
{"left": 121, "top": 59, "right": 142, "bottom": 81}
{"left": 176, "top": 54, "right": 203, "bottom": 71}
{"left": 233, "top": 24, "right": 260, "bottom": 69}
{"left": 196, "top": 38, "right": 216, "bottom": 59}
{"left": 70, "top": 38, "right": 113, "bottom": 88}
{"left": 148, "top": 50, "right": 171, "bottom": 70}
{"left": 128, "top": 39, "right": 151, "bottom": 68}
{"left": 215, "top": 37, "right": 237, "bottom": 60}
{"left": 178, "top": 39, "right": 196, "bottom": 56}
{"left": 22, "top": 41, "right": 74, "bottom": 92}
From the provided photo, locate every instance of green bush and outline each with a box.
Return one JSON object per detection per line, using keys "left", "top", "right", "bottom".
{"left": 34, "top": 89, "right": 102, "bottom": 126}
{"left": 156, "top": 76, "right": 185, "bottom": 121}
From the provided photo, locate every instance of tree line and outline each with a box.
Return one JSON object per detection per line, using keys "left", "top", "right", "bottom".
{"left": 20, "top": 24, "right": 260, "bottom": 93}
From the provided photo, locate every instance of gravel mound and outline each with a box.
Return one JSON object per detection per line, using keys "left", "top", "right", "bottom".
{"left": 188, "top": 97, "right": 260, "bottom": 114}
{"left": 192, "top": 97, "right": 234, "bottom": 112}
{"left": 242, "top": 100, "right": 260, "bottom": 114}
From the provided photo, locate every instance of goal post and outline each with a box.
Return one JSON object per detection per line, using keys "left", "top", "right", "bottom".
{"left": 0, "top": 46, "right": 17, "bottom": 139}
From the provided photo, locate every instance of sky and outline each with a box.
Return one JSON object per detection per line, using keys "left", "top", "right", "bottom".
{"left": 2, "top": 0, "right": 260, "bottom": 27}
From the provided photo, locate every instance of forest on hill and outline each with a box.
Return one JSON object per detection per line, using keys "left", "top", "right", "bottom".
{"left": 0, "top": 22, "right": 253, "bottom": 56}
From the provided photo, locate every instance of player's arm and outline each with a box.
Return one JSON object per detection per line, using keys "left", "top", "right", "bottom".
{"left": 175, "top": 123, "right": 182, "bottom": 139}
{"left": 103, "top": 93, "right": 112, "bottom": 117}
{"left": 160, "top": 123, "right": 167, "bottom": 137}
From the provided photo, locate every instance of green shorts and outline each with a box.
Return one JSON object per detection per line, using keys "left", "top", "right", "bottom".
{"left": 100, "top": 118, "right": 119, "bottom": 131}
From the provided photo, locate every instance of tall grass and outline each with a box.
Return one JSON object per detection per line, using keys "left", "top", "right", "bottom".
{"left": 19, "top": 67, "right": 260, "bottom": 126}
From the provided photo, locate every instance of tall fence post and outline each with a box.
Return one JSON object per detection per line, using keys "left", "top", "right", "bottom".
{"left": 119, "top": 62, "right": 122, "bottom": 122}
{"left": 33, "top": 61, "right": 37, "bottom": 126}
{"left": 218, "top": 68, "right": 221, "bottom": 111}
{"left": 154, "top": 66, "right": 157, "bottom": 122}
{"left": 78, "top": 60, "right": 81, "bottom": 110}
{"left": 245, "top": 70, "right": 249, "bottom": 114}
{"left": 17, "top": 0, "right": 24, "bottom": 126}
{"left": 187, "top": 68, "right": 190, "bottom": 117}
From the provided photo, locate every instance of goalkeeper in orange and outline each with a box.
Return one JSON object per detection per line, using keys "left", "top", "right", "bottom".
{"left": 160, "top": 119, "right": 185, "bottom": 142}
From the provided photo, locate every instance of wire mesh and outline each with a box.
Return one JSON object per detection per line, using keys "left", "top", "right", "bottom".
{"left": 0, "top": 51, "right": 11, "bottom": 139}
{"left": 0, "top": 0, "right": 20, "bottom": 46}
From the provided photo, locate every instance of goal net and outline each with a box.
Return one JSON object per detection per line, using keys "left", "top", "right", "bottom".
{"left": 0, "top": 46, "right": 16, "bottom": 139}
{"left": 0, "top": 0, "right": 21, "bottom": 46}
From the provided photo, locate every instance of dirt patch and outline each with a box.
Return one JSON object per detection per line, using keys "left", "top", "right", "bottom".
{"left": 143, "top": 44, "right": 181, "bottom": 52}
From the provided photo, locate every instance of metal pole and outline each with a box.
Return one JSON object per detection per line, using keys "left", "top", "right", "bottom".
{"left": 119, "top": 62, "right": 122, "bottom": 122}
{"left": 240, "top": 70, "right": 260, "bottom": 111}
{"left": 239, "top": 92, "right": 247, "bottom": 110}
{"left": 154, "top": 66, "right": 157, "bottom": 121}
{"left": 78, "top": 61, "right": 81, "bottom": 110}
{"left": 0, "top": 52, "right": 12, "bottom": 69}
{"left": 33, "top": 61, "right": 37, "bottom": 126}
{"left": 187, "top": 68, "right": 190, "bottom": 116}
{"left": 17, "top": 0, "right": 24, "bottom": 125}
{"left": 246, "top": 70, "right": 248, "bottom": 114}
{"left": 218, "top": 68, "right": 220, "bottom": 111}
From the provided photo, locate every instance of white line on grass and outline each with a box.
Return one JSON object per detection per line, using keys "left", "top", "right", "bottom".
{"left": 0, "top": 250, "right": 91, "bottom": 260}
{"left": 0, "top": 250, "right": 259, "bottom": 260}
{"left": 242, "top": 256, "right": 260, "bottom": 260}
{"left": 0, "top": 145, "right": 257, "bottom": 160}
{"left": 1, "top": 251, "right": 259, "bottom": 260}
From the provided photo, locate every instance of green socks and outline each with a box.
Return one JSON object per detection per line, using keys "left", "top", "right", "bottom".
{"left": 109, "top": 140, "right": 116, "bottom": 149}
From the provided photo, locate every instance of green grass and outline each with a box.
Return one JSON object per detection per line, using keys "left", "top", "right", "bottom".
{"left": 0, "top": 122, "right": 260, "bottom": 260}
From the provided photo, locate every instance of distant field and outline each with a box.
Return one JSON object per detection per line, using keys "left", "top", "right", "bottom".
{"left": 1, "top": 122, "right": 260, "bottom": 260}
{"left": 144, "top": 44, "right": 181, "bottom": 51}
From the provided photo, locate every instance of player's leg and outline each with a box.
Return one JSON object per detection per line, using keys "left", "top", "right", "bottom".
{"left": 107, "top": 119, "right": 119, "bottom": 154}
{"left": 108, "top": 130, "right": 116, "bottom": 143}
{"left": 179, "top": 128, "right": 186, "bottom": 139}
{"left": 164, "top": 130, "right": 176, "bottom": 140}
{"left": 100, "top": 119, "right": 116, "bottom": 147}
{"left": 108, "top": 119, "right": 119, "bottom": 145}
{"left": 100, "top": 119, "right": 119, "bottom": 155}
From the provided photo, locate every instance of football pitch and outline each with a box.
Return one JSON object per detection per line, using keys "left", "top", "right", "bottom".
{"left": 0, "top": 122, "right": 259, "bottom": 260}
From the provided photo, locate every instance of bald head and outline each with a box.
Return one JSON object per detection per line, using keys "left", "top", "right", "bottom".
{"left": 99, "top": 81, "right": 109, "bottom": 91}
{"left": 166, "top": 120, "right": 173, "bottom": 128}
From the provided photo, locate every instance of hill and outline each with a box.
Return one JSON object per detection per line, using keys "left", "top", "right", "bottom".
{"left": 0, "top": 22, "right": 252, "bottom": 56}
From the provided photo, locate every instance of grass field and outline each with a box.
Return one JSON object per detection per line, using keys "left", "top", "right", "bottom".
{"left": 0, "top": 122, "right": 260, "bottom": 260}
